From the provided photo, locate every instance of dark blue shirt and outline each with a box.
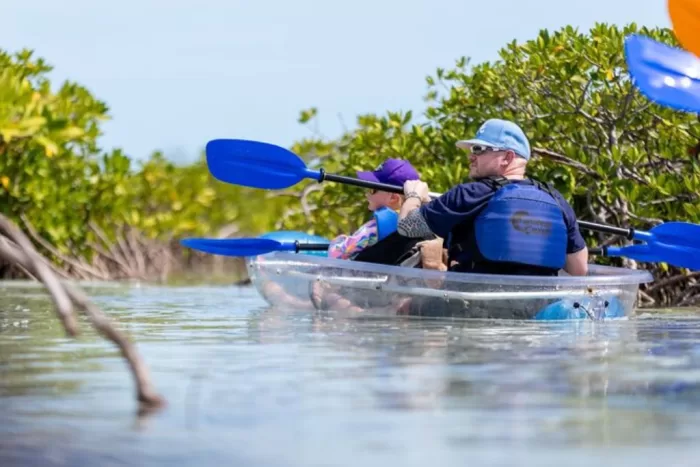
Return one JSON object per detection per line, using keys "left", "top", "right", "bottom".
{"left": 419, "top": 179, "right": 586, "bottom": 255}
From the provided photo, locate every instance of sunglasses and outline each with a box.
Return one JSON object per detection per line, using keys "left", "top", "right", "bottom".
{"left": 469, "top": 145, "right": 505, "bottom": 156}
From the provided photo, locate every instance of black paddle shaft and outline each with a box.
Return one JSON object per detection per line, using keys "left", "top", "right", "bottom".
{"left": 577, "top": 221, "right": 634, "bottom": 239}
{"left": 320, "top": 171, "right": 442, "bottom": 199}
{"left": 321, "top": 171, "right": 409, "bottom": 194}
{"left": 588, "top": 246, "right": 607, "bottom": 256}
{"left": 295, "top": 242, "right": 331, "bottom": 252}
{"left": 322, "top": 170, "right": 637, "bottom": 240}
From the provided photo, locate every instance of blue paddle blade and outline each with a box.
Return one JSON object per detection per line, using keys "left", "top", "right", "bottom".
{"left": 205, "top": 139, "right": 323, "bottom": 189}
{"left": 180, "top": 237, "right": 294, "bottom": 257}
{"left": 606, "top": 243, "right": 700, "bottom": 270}
{"left": 644, "top": 221, "right": 700, "bottom": 248}
{"left": 624, "top": 34, "right": 700, "bottom": 113}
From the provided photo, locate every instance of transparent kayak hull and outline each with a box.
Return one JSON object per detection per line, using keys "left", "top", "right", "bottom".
{"left": 245, "top": 251, "right": 654, "bottom": 321}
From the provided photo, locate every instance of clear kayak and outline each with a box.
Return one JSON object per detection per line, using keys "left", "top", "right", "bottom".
{"left": 245, "top": 232, "right": 654, "bottom": 321}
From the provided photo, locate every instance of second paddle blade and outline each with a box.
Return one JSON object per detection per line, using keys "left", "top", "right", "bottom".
{"left": 181, "top": 237, "right": 287, "bottom": 257}
{"left": 624, "top": 34, "right": 700, "bottom": 113}
{"left": 605, "top": 242, "right": 700, "bottom": 271}
{"left": 648, "top": 221, "right": 700, "bottom": 248}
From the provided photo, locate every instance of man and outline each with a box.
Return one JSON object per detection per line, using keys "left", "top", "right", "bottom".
{"left": 397, "top": 118, "right": 588, "bottom": 276}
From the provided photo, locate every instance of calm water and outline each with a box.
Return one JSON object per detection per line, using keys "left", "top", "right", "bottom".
{"left": 3, "top": 280, "right": 700, "bottom": 466}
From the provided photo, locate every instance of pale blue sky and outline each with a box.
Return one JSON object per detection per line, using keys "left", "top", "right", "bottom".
{"left": 5, "top": 0, "right": 670, "bottom": 163}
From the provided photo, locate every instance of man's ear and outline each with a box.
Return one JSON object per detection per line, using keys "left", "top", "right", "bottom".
{"left": 503, "top": 150, "right": 516, "bottom": 166}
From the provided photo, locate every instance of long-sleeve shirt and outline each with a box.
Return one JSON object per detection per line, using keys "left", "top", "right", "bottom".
{"left": 327, "top": 218, "right": 379, "bottom": 260}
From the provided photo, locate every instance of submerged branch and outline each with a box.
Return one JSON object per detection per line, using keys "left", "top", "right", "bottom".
{"left": 0, "top": 213, "right": 165, "bottom": 411}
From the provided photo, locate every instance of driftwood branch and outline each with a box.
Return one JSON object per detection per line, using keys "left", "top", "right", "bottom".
{"left": 0, "top": 214, "right": 165, "bottom": 411}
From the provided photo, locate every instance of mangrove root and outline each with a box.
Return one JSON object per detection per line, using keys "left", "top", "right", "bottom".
{"left": 0, "top": 213, "right": 165, "bottom": 411}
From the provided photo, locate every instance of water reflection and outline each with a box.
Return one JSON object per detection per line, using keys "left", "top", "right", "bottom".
{"left": 243, "top": 305, "right": 700, "bottom": 443}
{"left": 3, "top": 282, "right": 700, "bottom": 465}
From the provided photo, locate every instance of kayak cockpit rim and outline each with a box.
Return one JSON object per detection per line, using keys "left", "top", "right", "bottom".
{"left": 249, "top": 252, "right": 654, "bottom": 287}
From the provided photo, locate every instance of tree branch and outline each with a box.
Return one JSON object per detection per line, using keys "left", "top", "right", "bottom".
{"left": 0, "top": 218, "right": 78, "bottom": 335}
{"left": 647, "top": 271, "right": 700, "bottom": 294}
{"left": 532, "top": 147, "right": 602, "bottom": 178}
{"left": 19, "top": 213, "right": 108, "bottom": 280}
{"left": 0, "top": 213, "right": 165, "bottom": 411}
{"left": 89, "top": 221, "right": 133, "bottom": 272}
{"left": 626, "top": 210, "right": 664, "bottom": 225}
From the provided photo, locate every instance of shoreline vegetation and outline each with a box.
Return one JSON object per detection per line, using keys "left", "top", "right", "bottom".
{"left": 2, "top": 23, "right": 699, "bottom": 308}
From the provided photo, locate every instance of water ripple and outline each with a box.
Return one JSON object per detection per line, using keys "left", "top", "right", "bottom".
{"left": 2, "top": 281, "right": 700, "bottom": 466}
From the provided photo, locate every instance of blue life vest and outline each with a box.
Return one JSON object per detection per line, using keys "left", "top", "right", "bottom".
{"left": 373, "top": 206, "right": 399, "bottom": 241}
{"left": 474, "top": 183, "right": 568, "bottom": 270}
{"left": 448, "top": 178, "right": 568, "bottom": 274}
{"left": 352, "top": 206, "right": 426, "bottom": 266}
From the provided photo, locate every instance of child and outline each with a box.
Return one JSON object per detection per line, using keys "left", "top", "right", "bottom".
{"left": 327, "top": 158, "right": 422, "bottom": 261}
{"left": 311, "top": 158, "right": 425, "bottom": 313}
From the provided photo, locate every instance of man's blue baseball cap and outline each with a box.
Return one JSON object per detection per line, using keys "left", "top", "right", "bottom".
{"left": 456, "top": 118, "right": 531, "bottom": 160}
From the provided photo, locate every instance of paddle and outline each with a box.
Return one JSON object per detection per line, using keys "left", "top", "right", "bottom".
{"left": 624, "top": 34, "right": 700, "bottom": 114}
{"left": 205, "top": 138, "right": 443, "bottom": 197}
{"left": 204, "top": 138, "right": 700, "bottom": 268}
{"left": 183, "top": 235, "right": 700, "bottom": 270}
{"left": 576, "top": 220, "right": 700, "bottom": 247}
{"left": 589, "top": 242, "right": 700, "bottom": 270}
{"left": 181, "top": 237, "right": 328, "bottom": 257}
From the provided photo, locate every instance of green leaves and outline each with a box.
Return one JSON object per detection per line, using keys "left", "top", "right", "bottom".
{"left": 2, "top": 23, "right": 698, "bottom": 285}
{"left": 273, "top": 24, "right": 700, "bottom": 256}
{"left": 297, "top": 107, "right": 318, "bottom": 124}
